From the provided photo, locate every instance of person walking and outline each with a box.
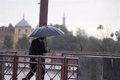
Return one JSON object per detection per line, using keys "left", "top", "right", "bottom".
{"left": 22, "top": 37, "right": 47, "bottom": 80}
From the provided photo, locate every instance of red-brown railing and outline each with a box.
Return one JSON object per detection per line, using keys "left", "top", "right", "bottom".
{"left": 0, "top": 52, "right": 78, "bottom": 80}
{"left": 1, "top": 50, "right": 120, "bottom": 80}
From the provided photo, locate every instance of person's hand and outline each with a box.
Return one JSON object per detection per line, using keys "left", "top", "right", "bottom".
{"left": 45, "top": 47, "right": 50, "bottom": 53}
{"left": 48, "top": 49, "right": 51, "bottom": 52}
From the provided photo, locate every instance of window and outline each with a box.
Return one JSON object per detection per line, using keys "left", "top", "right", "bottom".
{"left": 25, "top": 29, "right": 27, "bottom": 34}
{"left": 18, "top": 29, "right": 21, "bottom": 34}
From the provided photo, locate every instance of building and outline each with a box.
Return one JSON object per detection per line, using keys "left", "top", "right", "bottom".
{"left": 0, "top": 17, "right": 32, "bottom": 49}
{"left": 13, "top": 17, "right": 32, "bottom": 49}
{"left": 0, "top": 24, "right": 14, "bottom": 48}
{"left": 0, "top": 26, "right": 7, "bottom": 48}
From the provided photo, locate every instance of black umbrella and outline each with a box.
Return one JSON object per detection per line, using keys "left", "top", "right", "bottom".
{"left": 28, "top": 26, "right": 64, "bottom": 37}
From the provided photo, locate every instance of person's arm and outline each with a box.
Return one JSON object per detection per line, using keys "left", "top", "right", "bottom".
{"left": 29, "top": 40, "right": 35, "bottom": 55}
{"left": 29, "top": 40, "right": 38, "bottom": 61}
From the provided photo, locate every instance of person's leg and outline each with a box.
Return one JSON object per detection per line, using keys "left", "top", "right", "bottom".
{"left": 26, "top": 63, "right": 37, "bottom": 79}
{"left": 22, "top": 63, "right": 37, "bottom": 80}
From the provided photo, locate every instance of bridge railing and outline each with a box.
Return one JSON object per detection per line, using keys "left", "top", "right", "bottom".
{"left": 0, "top": 53, "right": 78, "bottom": 80}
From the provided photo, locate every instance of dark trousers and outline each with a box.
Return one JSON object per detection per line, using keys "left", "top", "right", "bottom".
{"left": 26, "top": 60, "right": 45, "bottom": 80}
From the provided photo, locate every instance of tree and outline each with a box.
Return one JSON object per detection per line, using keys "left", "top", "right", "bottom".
{"left": 96, "top": 25, "right": 116, "bottom": 52}
{"left": 16, "top": 35, "right": 30, "bottom": 49}
{"left": 97, "top": 24, "right": 105, "bottom": 38}
{"left": 102, "top": 38, "right": 116, "bottom": 52}
{"left": 47, "top": 24, "right": 77, "bottom": 51}
{"left": 48, "top": 34, "right": 78, "bottom": 51}
{"left": 51, "top": 24, "right": 72, "bottom": 35}
{"left": 115, "top": 30, "right": 120, "bottom": 41}
{"left": 76, "top": 28, "right": 88, "bottom": 51}
{"left": 3, "top": 35, "right": 13, "bottom": 49}
{"left": 87, "top": 36, "right": 102, "bottom": 52}
{"left": 54, "top": 24, "right": 68, "bottom": 33}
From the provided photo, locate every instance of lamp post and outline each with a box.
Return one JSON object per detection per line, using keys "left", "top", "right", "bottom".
{"left": 37, "top": 1, "right": 49, "bottom": 79}
{"left": 39, "top": 0, "right": 48, "bottom": 27}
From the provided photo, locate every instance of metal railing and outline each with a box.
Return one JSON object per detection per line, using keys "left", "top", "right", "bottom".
{"left": 0, "top": 53, "right": 78, "bottom": 80}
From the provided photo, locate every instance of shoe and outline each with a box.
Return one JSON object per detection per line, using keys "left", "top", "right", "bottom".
{"left": 22, "top": 78, "right": 28, "bottom": 80}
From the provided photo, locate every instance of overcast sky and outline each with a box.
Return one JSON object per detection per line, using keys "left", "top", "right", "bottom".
{"left": 0, "top": 0, "right": 120, "bottom": 37}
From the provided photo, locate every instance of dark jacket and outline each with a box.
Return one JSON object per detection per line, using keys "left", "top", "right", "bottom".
{"left": 29, "top": 38, "right": 47, "bottom": 61}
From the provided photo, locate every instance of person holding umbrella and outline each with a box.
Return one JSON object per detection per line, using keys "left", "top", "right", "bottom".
{"left": 22, "top": 37, "right": 47, "bottom": 80}
{"left": 22, "top": 26, "right": 64, "bottom": 80}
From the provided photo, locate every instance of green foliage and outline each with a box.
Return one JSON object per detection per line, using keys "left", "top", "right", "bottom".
{"left": 115, "top": 40, "right": 120, "bottom": 52}
{"left": 87, "top": 37, "right": 102, "bottom": 52}
{"left": 16, "top": 35, "right": 30, "bottom": 49}
{"left": 48, "top": 34, "right": 78, "bottom": 51}
{"left": 97, "top": 24, "right": 104, "bottom": 30}
{"left": 47, "top": 24, "right": 78, "bottom": 51}
{"left": 47, "top": 24, "right": 120, "bottom": 52}
{"left": 101, "top": 38, "right": 116, "bottom": 52}
{"left": 115, "top": 30, "right": 120, "bottom": 41}
{"left": 76, "top": 28, "right": 88, "bottom": 51}
{"left": 3, "top": 35, "right": 13, "bottom": 49}
{"left": 51, "top": 24, "right": 71, "bottom": 34}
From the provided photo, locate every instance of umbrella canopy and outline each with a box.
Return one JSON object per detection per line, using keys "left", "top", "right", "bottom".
{"left": 28, "top": 26, "right": 64, "bottom": 37}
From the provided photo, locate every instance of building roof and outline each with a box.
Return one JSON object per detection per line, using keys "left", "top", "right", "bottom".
{"left": 15, "top": 18, "right": 31, "bottom": 28}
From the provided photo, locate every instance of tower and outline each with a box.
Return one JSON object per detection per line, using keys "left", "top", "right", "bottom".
{"left": 62, "top": 13, "right": 66, "bottom": 27}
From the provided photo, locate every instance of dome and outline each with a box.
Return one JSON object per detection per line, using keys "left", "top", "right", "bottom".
{"left": 15, "top": 18, "right": 31, "bottom": 28}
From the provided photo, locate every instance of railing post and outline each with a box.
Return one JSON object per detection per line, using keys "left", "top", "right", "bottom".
{"left": 64, "top": 57, "right": 68, "bottom": 80}
{"left": 62, "top": 57, "right": 68, "bottom": 80}
{"left": 77, "top": 66, "right": 79, "bottom": 80}
{"left": 36, "top": 56, "right": 42, "bottom": 80}
{"left": 61, "top": 58, "right": 64, "bottom": 80}
{"left": 77, "top": 59, "right": 79, "bottom": 80}
{"left": 0, "top": 55, "right": 4, "bottom": 80}
{"left": 13, "top": 54, "right": 18, "bottom": 80}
